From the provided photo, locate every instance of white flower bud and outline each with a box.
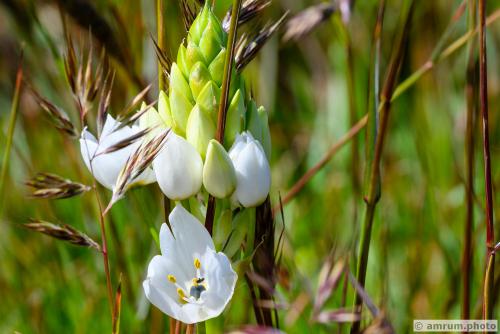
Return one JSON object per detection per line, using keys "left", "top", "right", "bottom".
{"left": 228, "top": 132, "right": 271, "bottom": 207}
{"left": 153, "top": 133, "right": 203, "bottom": 200}
{"left": 203, "top": 140, "right": 236, "bottom": 198}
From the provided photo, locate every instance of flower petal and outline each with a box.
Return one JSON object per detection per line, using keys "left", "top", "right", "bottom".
{"left": 143, "top": 255, "right": 185, "bottom": 320}
{"left": 153, "top": 133, "right": 203, "bottom": 200}
{"left": 169, "top": 204, "right": 215, "bottom": 257}
{"left": 200, "top": 250, "right": 237, "bottom": 318}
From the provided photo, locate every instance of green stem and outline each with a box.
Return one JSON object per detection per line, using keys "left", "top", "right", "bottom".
{"left": 156, "top": 0, "right": 166, "bottom": 91}
{"left": 205, "top": 0, "right": 243, "bottom": 235}
{"left": 279, "top": 5, "right": 500, "bottom": 212}
{"left": 351, "top": 1, "right": 413, "bottom": 332}
{"left": 0, "top": 58, "right": 23, "bottom": 216}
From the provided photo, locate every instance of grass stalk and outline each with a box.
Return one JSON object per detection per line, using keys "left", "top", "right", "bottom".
{"left": 0, "top": 57, "right": 23, "bottom": 215}
{"left": 93, "top": 185, "right": 115, "bottom": 322}
{"left": 278, "top": 6, "right": 500, "bottom": 211}
{"left": 461, "top": 0, "right": 477, "bottom": 321}
{"left": 156, "top": 0, "right": 166, "bottom": 91}
{"left": 478, "top": 0, "right": 495, "bottom": 321}
{"left": 351, "top": 1, "right": 413, "bottom": 332}
{"left": 205, "top": 0, "right": 242, "bottom": 235}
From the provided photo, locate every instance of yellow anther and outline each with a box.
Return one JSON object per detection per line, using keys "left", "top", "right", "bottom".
{"left": 167, "top": 275, "right": 177, "bottom": 283}
{"left": 177, "top": 288, "right": 187, "bottom": 304}
{"left": 194, "top": 258, "right": 201, "bottom": 269}
{"left": 192, "top": 278, "right": 199, "bottom": 286}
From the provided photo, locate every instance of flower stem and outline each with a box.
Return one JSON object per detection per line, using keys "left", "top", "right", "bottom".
{"left": 0, "top": 56, "right": 23, "bottom": 216}
{"left": 205, "top": 0, "right": 242, "bottom": 235}
{"left": 478, "top": 0, "right": 495, "bottom": 321}
{"left": 93, "top": 185, "right": 115, "bottom": 322}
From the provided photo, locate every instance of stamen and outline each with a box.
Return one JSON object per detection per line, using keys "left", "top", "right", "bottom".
{"left": 167, "top": 275, "right": 177, "bottom": 283}
{"left": 177, "top": 288, "right": 188, "bottom": 303}
{"left": 194, "top": 258, "right": 201, "bottom": 269}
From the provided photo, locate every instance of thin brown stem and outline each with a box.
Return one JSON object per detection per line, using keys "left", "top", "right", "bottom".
{"left": 94, "top": 186, "right": 114, "bottom": 321}
{"left": 278, "top": 5, "right": 500, "bottom": 212}
{"left": 274, "top": 116, "right": 367, "bottom": 213}
{"left": 174, "top": 320, "right": 181, "bottom": 334}
{"left": 169, "top": 318, "right": 176, "bottom": 334}
{"left": 478, "top": 0, "right": 495, "bottom": 321}
{"left": 461, "top": 0, "right": 477, "bottom": 322}
{"left": 205, "top": 0, "right": 243, "bottom": 234}
{"left": 186, "top": 324, "right": 194, "bottom": 334}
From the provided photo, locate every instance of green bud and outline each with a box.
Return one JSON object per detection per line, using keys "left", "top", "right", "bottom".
{"left": 196, "top": 81, "right": 221, "bottom": 118}
{"left": 199, "top": 20, "right": 224, "bottom": 63}
{"left": 176, "top": 44, "right": 190, "bottom": 78}
{"left": 158, "top": 91, "right": 173, "bottom": 128}
{"left": 246, "top": 100, "right": 260, "bottom": 136}
{"left": 203, "top": 139, "right": 236, "bottom": 198}
{"left": 208, "top": 49, "right": 226, "bottom": 86}
{"left": 224, "top": 89, "right": 245, "bottom": 146}
{"left": 258, "top": 106, "right": 272, "bottom": 159}
{"left": 169, "top": 88, "right": 193, "bottom": 136}
{"left": 186, "top": 105, "right": 216, "bottom": 158}
{"left": 246, "top": 101, "right": 271, "bottom": 158}
{"left": 189, "top": 62, "right": 212, "bottom": 100}
{"left": 186, "top": 41, "right": 206, "bottom": 70}
{"left": 188, "top": 4, "right": 210, "bottom": 45}
{"left": 169, "top": 63, "right": 193, "bottom": 102}
{"left": 139, "top": 102, "right": 163, "bottom": 138}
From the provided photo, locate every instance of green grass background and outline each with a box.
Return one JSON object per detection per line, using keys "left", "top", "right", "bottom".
{"left": 0, "top": 0, "right": 499, "bottom": 332}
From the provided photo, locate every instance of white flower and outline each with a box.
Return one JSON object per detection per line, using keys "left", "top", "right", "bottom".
{"left": 153, "top": 133, "right": 203, "bottom": 200}
{"left": 79, "top": 114, "right": 156, "bottom": 190}
{"left": 229, "top": 132, "right": 271, "bottom": 207}
{"left": 143, "top": 204, "right": 237, "bottom": 324}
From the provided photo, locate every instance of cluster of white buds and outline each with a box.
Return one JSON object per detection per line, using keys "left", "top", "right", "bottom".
{"left": 77, "top": 3, "right": 272, "bottom": 325}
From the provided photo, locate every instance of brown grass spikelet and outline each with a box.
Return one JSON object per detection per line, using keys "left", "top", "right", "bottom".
{"left": 24, "top": 219, "right": 101, "bottom": 251}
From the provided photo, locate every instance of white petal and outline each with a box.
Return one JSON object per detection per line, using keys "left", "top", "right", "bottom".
{"left": 230, "top": 132, "right": 271, "bottom": 207}
{"left": 169, "top": 205, "right": 214, "bottom": 257}
{"left": 153, "top": 133, "right": 203, "bottom": 200}
{"left": 79, "top": 116, "right": 156, "bottom": 190}
{"left": 158, "top": 222, "right": 194, "bottom": 279}
{"left": 143, "top": 255, "right": 185, "bottom": 320}
{"left": 101, "top": 114, "right": 120, "bottom": 138}
{"left": 200, "top": 250, "right": 237, "bottom": 317}
{"left": 80, "top": 129, "right": 98, "bottom": 172}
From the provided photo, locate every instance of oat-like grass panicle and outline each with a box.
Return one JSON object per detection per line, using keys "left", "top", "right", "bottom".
{"left": 25, "top": 173, "right": 90, "bottom": 200}
{"left": 282, "top": 3, "right": 336, "bottom": 42}
{"left": 108, "top": 129, "right": 171, "bottom": 211}
{"left": 223, "top": 0, "right": 272, "bottom": 31}
{"left": 235, "top": 12, "right": 288, "bottom": 71}
{"left": 24, "top": 219, "right": 101, "bottom": 251}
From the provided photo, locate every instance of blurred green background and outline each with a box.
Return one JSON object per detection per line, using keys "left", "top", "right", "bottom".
{"left": 0, "top": 0, "right": 499, "bottom": 333}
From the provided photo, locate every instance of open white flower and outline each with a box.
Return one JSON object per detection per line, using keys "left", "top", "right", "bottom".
{"left": 229, "top": 132, "right": 271, "bottom": 207}
{"left": 79, "top": 114, "right": 156, "bottom": 190}
{"left": 143, "top": 204, "right": 237, "bottom": 324}
{"left": 153, "top": 133, "right": 203, "bottom": 200}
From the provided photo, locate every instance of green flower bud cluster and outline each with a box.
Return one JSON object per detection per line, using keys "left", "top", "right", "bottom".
{"left": 157, "top": 4, "right": 271, "bottom": 160}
